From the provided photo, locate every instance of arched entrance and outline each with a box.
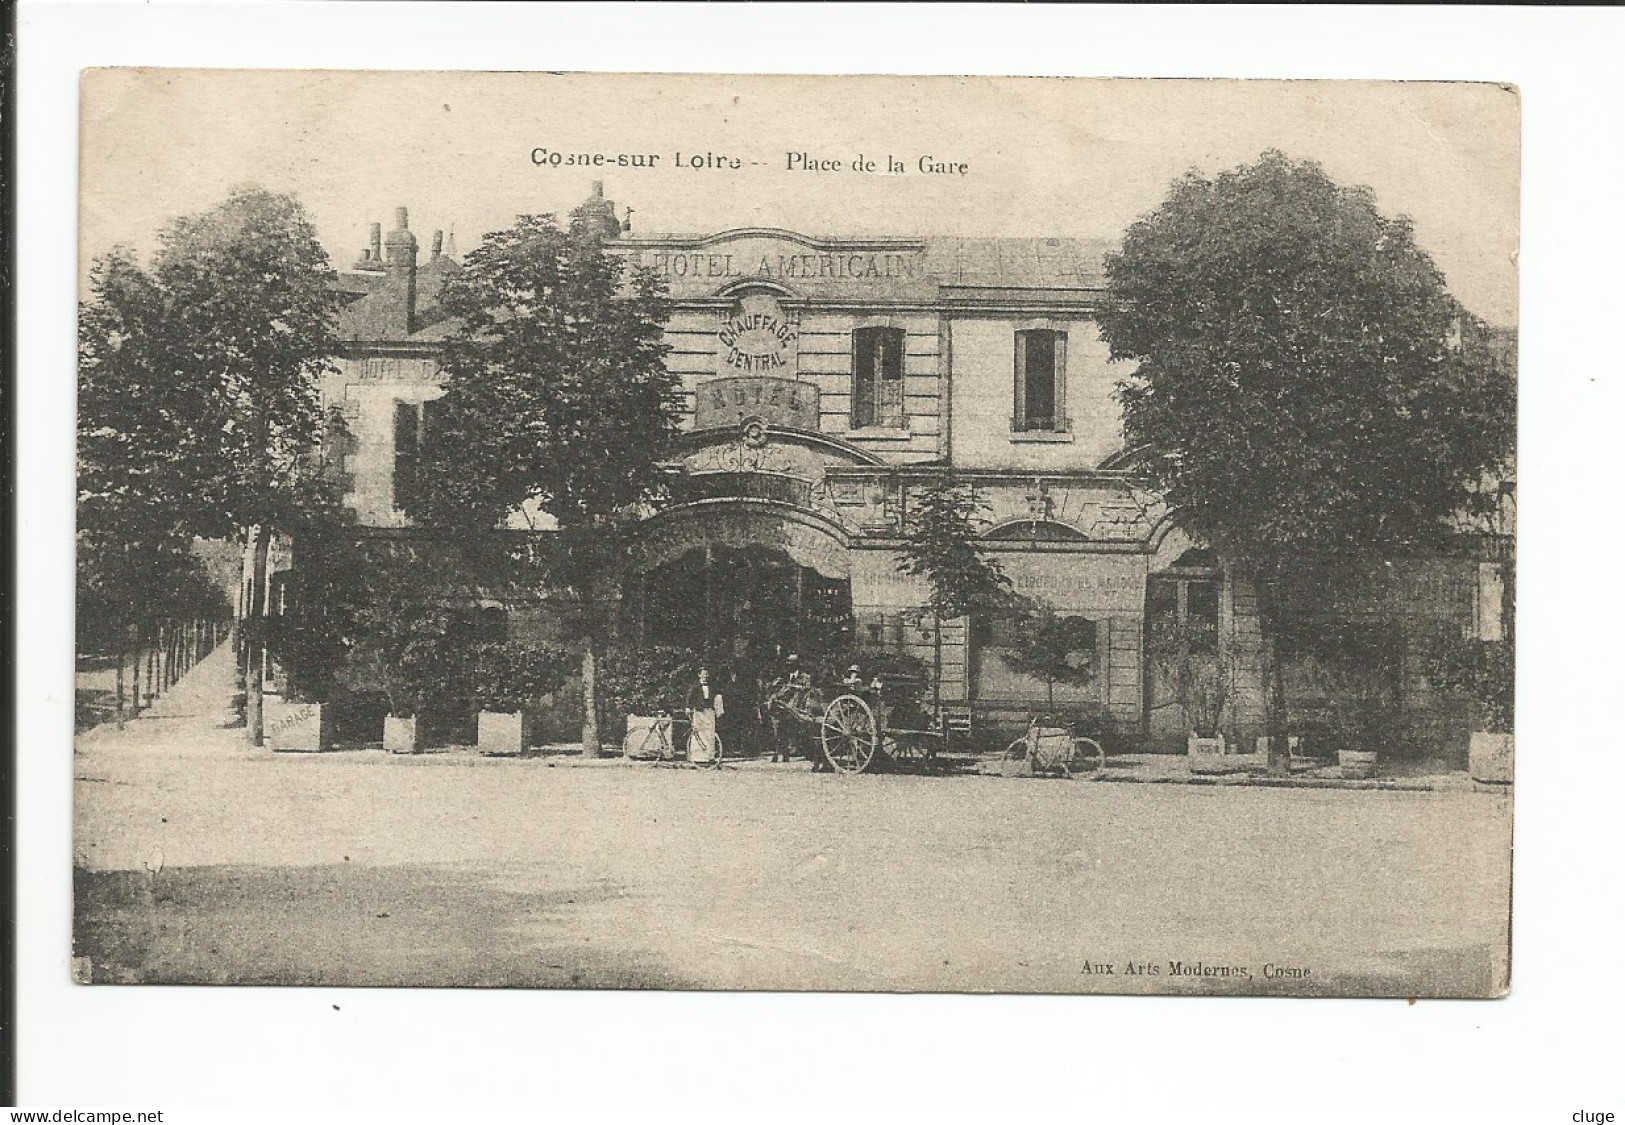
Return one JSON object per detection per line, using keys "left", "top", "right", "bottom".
{"left": 627, "top": 499, "right": 854, "bottom": 668}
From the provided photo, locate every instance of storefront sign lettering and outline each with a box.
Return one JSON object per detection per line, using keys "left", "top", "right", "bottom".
{"left": 694, "top": 376, "right": 820, "bottom": 431}
{"left": 649, "top": 251, "right": 915, "bottom": 282}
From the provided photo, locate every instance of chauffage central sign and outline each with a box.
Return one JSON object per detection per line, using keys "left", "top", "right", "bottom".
{"left": 718, "top": 293, "right": 797, "bottom": 373}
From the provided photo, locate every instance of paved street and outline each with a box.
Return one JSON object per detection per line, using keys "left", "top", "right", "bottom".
{"left": 73, "top": 647, "right": 1512, "bottom": 996}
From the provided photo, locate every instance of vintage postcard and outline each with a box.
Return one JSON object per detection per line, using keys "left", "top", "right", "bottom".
{"left": 73, "top": 70, "right": 1517, "bottom": 996}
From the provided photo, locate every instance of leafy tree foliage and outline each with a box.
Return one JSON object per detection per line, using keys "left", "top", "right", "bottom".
{"left": 409, "top": 210, "right": 680, "bottom": 755}
{"left": 1097, "top": 151, "right": 1516, "bottom": 763}
{"left": 78, "top": 187, "right": 342, "bottom": 741}
{"left": 896, "top": 477, "right": 1014, "bottom": 620}
{"left": 895, "top": 475, "right": 1015, "bottom": 714}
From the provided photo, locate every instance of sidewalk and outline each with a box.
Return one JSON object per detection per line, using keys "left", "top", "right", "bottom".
{"left": 75, "top": 648, "right": 1482, "bottom": 793}
{"left": 76, "top": 639, "right": 257, "bottom": 762}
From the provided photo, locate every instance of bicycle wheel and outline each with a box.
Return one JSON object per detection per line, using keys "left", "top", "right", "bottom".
{"left": 632, "top": 719, "right": 671, "bottom": 761}
{"left": 1067, "top": 736, "right": 1106, "bottom": 780}
{"left": 1000, "top": 735, "right": 1034, "bottom": 778}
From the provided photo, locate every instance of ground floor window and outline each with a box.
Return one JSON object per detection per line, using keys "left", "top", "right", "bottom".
{"left": 969, "top": 609, "right": 1103, "bottom": 708}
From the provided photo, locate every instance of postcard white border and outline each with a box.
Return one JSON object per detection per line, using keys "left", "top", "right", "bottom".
{"left": 15, "top": 1, "right": 1625, "bottom": 1112}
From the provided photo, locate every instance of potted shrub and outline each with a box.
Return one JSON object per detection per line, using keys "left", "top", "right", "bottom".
{"left": 259, "top": 596, "right": 345, "bottom": 752}
{"left": 472, "top": 642, "right": 570, "bottom": 755}
{"left": 1326, "top": 703, "right": 1397, "bottom": 780}
{"left": 344, "top": 594, "right": 481, "bottom": 754}
{"left": 1285, "top": 622, "right": 1402, "bottom": 779}
{"left": 1423, "top": 633, "right": 1514, "bottom": 784}
{"left": 1146, "top": 602, "right": 1237, "bottom": 769}
{"left": 1182, "top": 653, "right": 1232, "bottom": 766}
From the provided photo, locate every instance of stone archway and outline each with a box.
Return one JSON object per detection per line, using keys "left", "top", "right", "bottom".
{"left": 629, "top": 499, "right": 854, "bottom": 669}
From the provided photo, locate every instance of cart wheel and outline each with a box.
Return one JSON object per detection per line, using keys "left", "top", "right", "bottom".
{"left": 1067, "top": 736, "right": 1106, "bottom": 780}
{"left": 821, "top": 694, "right": 879, "bottom": 773}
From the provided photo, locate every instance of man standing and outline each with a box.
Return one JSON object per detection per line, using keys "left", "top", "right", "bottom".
{"left": 767, "top": 653, "right": 812, "bottom": 764}
{"left": 686, "top": 665, "right": 723, "bottom": 765}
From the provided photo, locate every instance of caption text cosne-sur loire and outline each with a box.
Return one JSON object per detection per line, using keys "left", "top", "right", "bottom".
{"left": 531, "top": 149, "right": 970, "bottom": 176}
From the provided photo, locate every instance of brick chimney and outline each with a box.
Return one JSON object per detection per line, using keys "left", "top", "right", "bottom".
{"left": 577, "top": 181, "right": 622, "bottom": 240}
{"left": 353, "top": 221, "right": 385, "bottom": 272}
{"left": 383, "top": 207, "right": 418, "bottom": 334}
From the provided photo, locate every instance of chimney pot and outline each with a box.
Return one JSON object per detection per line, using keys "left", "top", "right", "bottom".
{"left": 591, "top": 180, "right": 604, "bottom": 198}
{"left": 369, "top": 222, "right": 382, "bottom": 253}
{"left": 431, "top": 230, "right": 444, "bottom": 257}
{"left": 395, "top": 206, "right": 409, "bottom": 230}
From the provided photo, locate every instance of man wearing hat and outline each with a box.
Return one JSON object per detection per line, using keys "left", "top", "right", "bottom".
{"left": 767, "top": 653, "right": 812, "bottom": 764}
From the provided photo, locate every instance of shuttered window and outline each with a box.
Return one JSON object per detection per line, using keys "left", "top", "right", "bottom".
{"left": 393, "top": 397, "right": 447, "bottom": 515}
{"left": 852, "top": 326, "right": 905, "bottom": 429}
{"left": 1014, "top": 329, "right": 1067, "bottom": 432}
{"left": 392, "top": 401, "right": 420, "bottom": 512}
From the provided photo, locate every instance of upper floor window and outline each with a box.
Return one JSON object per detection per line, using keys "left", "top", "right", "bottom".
{"left": 852, "top": 326, "right": 905, "bottom": 429}
{"left": 393, "top": 397, "right": 445, "bottom": 513}
{"left": 1014, "top": 329, "right": 1067, "bottom": 432}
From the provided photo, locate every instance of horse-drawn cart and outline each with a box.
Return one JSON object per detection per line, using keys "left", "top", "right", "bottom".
{"left": 768, "top": 678, "right": 955, "bottom": 774}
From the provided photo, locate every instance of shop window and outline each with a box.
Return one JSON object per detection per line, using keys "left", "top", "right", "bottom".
{"left": 1277, "top": 620, "right": 1401, "bottom": 710}
{"left": 852, "top": 326, "right": 905, "bottom": 429}
{"left": 1146, "top": 576, "right": 1219, "bottom": 656}
{"left": 971, "top": 610, "right": 1102, "bottom": 704}
{"left": 1014, "top": 329, "right": 1067, "bottom": 432}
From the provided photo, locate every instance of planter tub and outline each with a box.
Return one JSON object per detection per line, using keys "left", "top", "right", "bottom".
{"left": 384, "top": 714, "right": 423, "bottom": 754}
{"left": 477, "top": 710, "right": 533, "bottom": 755}
{"left": 264, "top": 698, "right": 335, "bottom": 752}
{"left": 1338, "top": 749, "right": 1380, "bottom": 780}
{"left": 1469, "top": 731, "right": 1513, "bottom": 784}
{"left": 1188, "top": 733, "right": 1237, "bottom": 775}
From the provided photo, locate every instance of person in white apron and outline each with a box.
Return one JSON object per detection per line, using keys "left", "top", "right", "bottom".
{"left": 686, "top": 666, "right": 723, "bottom": 764}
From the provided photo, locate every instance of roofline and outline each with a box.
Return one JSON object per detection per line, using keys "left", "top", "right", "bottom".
{"left": 616, "top": 227, "right": 927, "bottom": 253}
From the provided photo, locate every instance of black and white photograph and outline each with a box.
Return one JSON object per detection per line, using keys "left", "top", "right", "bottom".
{"left": 67, "top": 70, "right": 1524, "bottom": 999}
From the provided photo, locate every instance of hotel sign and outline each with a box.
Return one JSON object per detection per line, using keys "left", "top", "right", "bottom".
{"left": 695, "top": 375, "right": 820, "bottom": 432}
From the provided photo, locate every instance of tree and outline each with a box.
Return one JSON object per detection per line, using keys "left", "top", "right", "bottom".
{"left": 895, "top": 476, "right": 1014, "bottom": 716}
{"left": 997, "top": 603, "right": 1100, "bottom": 713}
{"left": 79, "top": 188, "right": 342, "bottom": 744}
{"left": 1097, "top": 151, "right": 1516, "bottom": 769}
{"left": 409, "top": 209, "right": 679, "bottom": 757}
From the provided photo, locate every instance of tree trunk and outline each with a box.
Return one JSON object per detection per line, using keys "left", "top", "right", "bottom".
{"left": 115, "top": 653, "right": 126, "bottom": 731}
{"left": 145, "top": 634, "right": 156, "bottom": 706}
{"left": 932, "top": 613, "right": 943, "bottom": 723}
{"left": 580, "top": 639, "right": 601, "bottom": 758}
{"left": 130, "top": 647, "right": 142, "bottom": 716}
{"left": 246, "top": 525, "right": 271, "bottom": 746}
{"left": 1257, "top": 580, "right": 1290, "bottom": 776}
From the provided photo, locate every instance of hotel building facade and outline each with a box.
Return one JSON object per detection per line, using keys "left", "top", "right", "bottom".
{"left": 306, "top": 185, "right": 1507, "bottom": 752}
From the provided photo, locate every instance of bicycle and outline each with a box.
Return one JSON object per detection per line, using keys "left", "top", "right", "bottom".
{"left": 630, "top": 708, "right": 725, "bottom": 769}
{"left": 1001, "top": 714, "right": 1106, "bottom": 779}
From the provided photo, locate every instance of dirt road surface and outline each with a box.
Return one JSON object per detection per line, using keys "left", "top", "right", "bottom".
{"left": 74, "top": 730, "right": 1512, "bottom": 996}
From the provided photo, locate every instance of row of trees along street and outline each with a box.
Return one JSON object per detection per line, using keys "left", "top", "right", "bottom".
{"left": 78, "top": 188, "right": 341, "bottom": 741}
{"left": 78, "top": 153, "right": 1514, "bottom": 758}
